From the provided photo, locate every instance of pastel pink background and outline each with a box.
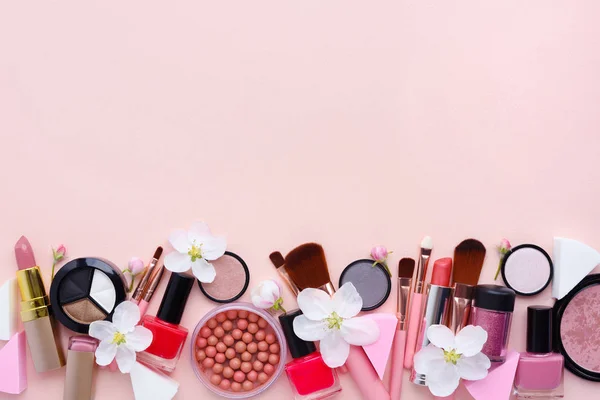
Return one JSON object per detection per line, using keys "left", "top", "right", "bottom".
{"left": 1, "top": 1, "right": 600, "bottom": 399}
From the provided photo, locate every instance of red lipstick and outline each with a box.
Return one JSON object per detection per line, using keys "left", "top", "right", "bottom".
{"left": 431, "top": 257, "right": 453, "bottom": 287}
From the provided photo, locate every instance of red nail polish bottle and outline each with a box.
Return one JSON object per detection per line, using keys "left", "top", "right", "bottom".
{"left": 279, "top": 310, "right": 342, "bottom": 400}
{"left": 137, "top": 273, "right": 195, "bottom": 372}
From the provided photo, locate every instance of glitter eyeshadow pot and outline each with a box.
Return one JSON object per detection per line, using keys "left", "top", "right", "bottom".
{"left": 501, "top": 244, "right": 553, "bottom": 296}
{"left": 198, "top": 252, "right": 250, "bottom": 304}
{"left": 338, "top": 259, "right": 391, "bottom": 311}
{"left": 50, "top": 258, "right": 127, "bottom": 333}
{"left": 470, "top": 284, "right": 516, "bottom": 363}
{"left": 553, "top": 274, "right": 600, "bottom": 381}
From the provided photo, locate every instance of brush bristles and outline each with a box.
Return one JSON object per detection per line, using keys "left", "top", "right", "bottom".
{"left": 284, "top": 243, "right": 331, "bottom": 290}
{"left": 153, "top": 246, "right": 163, "bottom": 260}
{"left": 269, "top": 251, "right": 285, "bottom": 268}
{"left": 452, "top": 239, "right": 486, "bottom": 286}
{"left": 398, "top": 258, "right": 416, "bottom": 279}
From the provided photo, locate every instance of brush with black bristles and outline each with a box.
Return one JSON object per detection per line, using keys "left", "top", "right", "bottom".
{"left": 450, "top": 239, "right": 486, "bottom": 333}
{"left": 284, "top": 243, "right": 335, "bottom": 296}
{"left": 269, "top": 251, "right": 299, "bottom": 295}
{"left": 390, "top": 258, "right": 415, "bottom": 400}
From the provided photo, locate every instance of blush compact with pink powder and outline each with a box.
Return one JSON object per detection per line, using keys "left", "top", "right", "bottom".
{"left": 198, "top": 252, "right": 250, "bottom": 304}
{"left": 554, "top": 274, "right": 600, "bottom": 381}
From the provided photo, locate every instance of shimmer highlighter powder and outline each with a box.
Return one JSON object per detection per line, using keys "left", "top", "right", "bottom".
{"left": 501, "top": 244, "right": 553, "bottom": 296}
{"left": 554, "top": 274, "right": 600, "bottom": 381}
{"left": 198, "top": 252, "right": 250, "bottom": 303}
{"left": 339, "top": 259, "right": 391, "bottom": 311}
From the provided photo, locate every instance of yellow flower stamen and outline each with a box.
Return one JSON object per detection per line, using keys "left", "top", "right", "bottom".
{"left": 326, "top": 311, "right": 343, "bottom": 330}
{"left": 443, "top": 349, "right": 461, "bottom": 365}
{"left": 112, "top": 332, "right": 126, "bottom": 345}
{"left": 188, "top": 243, "right": 203, "bottom": 262}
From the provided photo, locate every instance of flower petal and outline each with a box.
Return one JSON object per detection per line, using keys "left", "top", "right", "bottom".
{"left": 199, "top": 235, "right": 227, "bottom": 261}
{"left": 427, "top": 361, "right": 461, "bottom": 397}
{"left": 427, "top": 324, "right": 455, "bottom": 351}
{"left": 187, "top": 222, "right": 212, "bottom": 242}
{"left": 457, "top": 352, "right": 491, "bottom": 381}
{"left": 320, "top": 331, "right": 350, "bottom": 368}
{"left": 297, "top": 288, "right": 333, "bottom": 320}
{"left": 95, "top": 340, "right": 117, "bottom": 366}
{"left": 88, "top": 320, "right": 117, "bottom": 341}
{"left": 331, "top": 282, "right": 363, "bottom": 318}
{"left": 414, "top": 345, "right": 445, "bottom": 376}
{"left": 192, "top": 258, "right": 216, "bottom": 283}
{"left": 455, "top": 325, "right": 488, "bottom": 357}
{"left": 169, "top": 229, "right": 190, "bottom": 253}
{"left": 164, "top": 252, "right": 192, "bottom": 273}
{"left": 115, "top": 345, "right": 136, "bottom": 373}
{"left": 126, "top": 326, "right": 153, "bottom": 352}
{"left": 112, "top": 301, "right": 140, "bottom": 333}
{"left": 292, "top": 315, "right": 328, "bottom": 341}
{"left": 340, "top": 317, "right": 380, "bottom": 346}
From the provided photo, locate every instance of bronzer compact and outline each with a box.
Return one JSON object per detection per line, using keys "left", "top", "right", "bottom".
{"left": 50, "top": 257, "right": 127, "bottom": 333}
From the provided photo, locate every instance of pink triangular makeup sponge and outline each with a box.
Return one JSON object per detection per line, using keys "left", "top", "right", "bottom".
{"left": 464, "top": 350, "right": 519, "bottom": 400}
{"left": 0, "top": 331, "right": 27, "bottom": 394}
{"left": 552, "top": 237, "right": 600, "bottom": 299}
{"left": 362, "top": 313, "right": 397, "bottom": 380}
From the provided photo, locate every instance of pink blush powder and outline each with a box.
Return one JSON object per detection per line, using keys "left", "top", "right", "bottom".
{"left": 561, "top": 284, "right": 600, "bottom": 372}
{"left": 201, "top": 253, "right": 249, "bottom": 302}
{"left": 503, "top": 247, "right": 551, "bottom": 294}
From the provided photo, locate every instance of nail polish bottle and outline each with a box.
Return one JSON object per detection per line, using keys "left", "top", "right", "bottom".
{"left": 514, "top": 306, "right": 564, "bottom": 399}
{"left": 138, "top": 273, "right": 195, "bottom": 372}
{"left": 279, "top": 310, "right": 342, "bottom": 400}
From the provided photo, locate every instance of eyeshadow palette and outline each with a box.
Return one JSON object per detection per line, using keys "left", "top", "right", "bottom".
{"left": 198, "top": 251, "right": 250, "bottom": 304}
{"left": 50, "top": 257, "right": 127, "bottom": 333}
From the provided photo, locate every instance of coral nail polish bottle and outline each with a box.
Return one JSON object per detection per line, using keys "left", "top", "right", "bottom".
{"left": 138, "top": 273, "right": 195, "bottom": 372}
{"left": 279, "top": 310, "right": 342, "bottom": 400}
{"left": 514, "top": 306, "right": 564, "bottom": 399}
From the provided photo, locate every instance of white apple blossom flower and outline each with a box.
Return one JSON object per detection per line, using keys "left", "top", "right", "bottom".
{"left": 252, "top": 280, "right": 286, "bottom": 313}
{"left": 292, "top": 282, "right": 380, "bottom": 368}
{"left": 414, "top": 324, "right": 491, "bottom": 397}
{"left": 164, "top": 222, "right": 226, "bottom": 283}
{"left": 89, "top": 301, "right": 153, "bottom": 373}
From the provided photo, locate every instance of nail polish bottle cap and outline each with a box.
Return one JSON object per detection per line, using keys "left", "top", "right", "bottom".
{"left": 279, "top": 309, "right": 316, "bottom": 359}
{"left": 527, "top": 305, "right": 553, "bottom": 353}
{"left": 157, "top": 273, "right": 194, "bottom": 325}
{"left": 473, "top": 284, "right": 516, "bottom": 312}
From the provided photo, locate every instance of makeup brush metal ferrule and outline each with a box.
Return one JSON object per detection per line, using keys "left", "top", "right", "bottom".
{"left": 269, "top": 251, "right": 299, "bottom": 295}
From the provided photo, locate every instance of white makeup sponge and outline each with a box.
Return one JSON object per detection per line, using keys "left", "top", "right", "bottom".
{"left": 0, "top": 278, "right": 18, "bottom": 340}
{"left": 552, "top": 237, "right": 600, "bottom": 299}
{"left": 130, "top": 362, "right": 179, "bottom": 400}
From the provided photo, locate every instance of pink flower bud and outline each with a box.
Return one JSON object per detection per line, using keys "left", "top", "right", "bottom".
{"left": 370, "top": 245, "right": 389, "bottom": 262}
{"left": 499, "top": 239, "right": 512, "bottom": 253}
{"left": 54, "top": 244, "right": 67, "bottom": 259}
{"left": 128, "top": 257, "right": 146, "bottom": 276}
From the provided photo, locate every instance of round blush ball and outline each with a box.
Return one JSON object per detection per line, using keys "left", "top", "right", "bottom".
{"left": 258, "top": 372, "right": 269, "bottom": 383}
{"left": 215, "top": 353, "right": 226, "bottom": 364}
{"left": 257, "top": 318, "right": 268, "bottom": 329}
{"left": 265, "top": 334, "right": 276, "bottom": 344}
{"left": 264, "top": 363, "right": 275, "bottom": 376}
{"left": 229, "top": 358, "right": 242, "bottom": 370}
{"left": 258, "top": 341, "right": 269, "bottom": 352}
{"left": 238, "top": 310, "right": 249, "bottom": 319}
{"left": 233, "top": 371, "right": 246, "bottom": 383}
{"left": 223, "top": 335, "right": 234, "bottom": 347}
{"left": 226, "top": 310, "right": 238, "bottom": 320}
{"left": 207, "top": 336, "right": 218, "bottom": 346}
{"left": 241, "top": 351, "right": 252, "bottom": 362}
{"left": 248, "top": 313, "right": 259, "bottom": 323}
{"left": 242, "top": 380, "right": 254, "bottom": 391}
{"left": 212, "top": 363, "right": 224, "bottom": 374}
{"left": 205, "top": 346, "right": 217, "bottom": 358}
{"left": 214, "top": 326, "right": 225, "bottom": 338}
{"left": 207, "top": 318, "right": 218, "bottom": 329}
{"left": 235, "top": 341, "right": 247, "bottom": 353}
{"left": 200, "top": 327, "right": 212, "bottom": 338}
{"left": 268, "top": 354, "right": 280, "bottom": 365}
{"left": 237, "top": 319, "right": 248, "bottom": 330}
{"left": 246, "top": 342, "right": 258, "bottom": 354}
{"left": 196, "top": 350, "right": 207, "bottom": 361}
{"left": 231, "top": 382, "right": 242, "bottom": 392}
{"left": 269, "top": 343, "right": 280, "bottom": 354}
{"left": 196, "top": 337, "right": 208, "bottom": 349}
{"left": 247, "top": 370, "right": 258, "bottom": 382}
{"left": 225, "top": 348, "right": 236, "bottom": 360}
{"left": 216, "top": 313, "right": 227, "bottom": 323}
{"left": 219, "top": 379, "right": 231, "bottom": 390}
{"left": 242, "top": 332, "right": 253, "bottom": 344}
{"left": 254, "top": 330, "right": 266, "bottom": 341}
{"left": 247, "top": 323, "right": 259, "bottom": 334}
{"left": 222, "top": 320, "right": 234, "bottom": 331}
{"left": 202, "top": 358, "right": 215, "bottom": 369}
{"left": 216, "top": 342, "right": 227, "bottom": 353}
{"left": 241, "top": 361, "right": 252, "bottom": 373}
{"left": 210, "top": 374, "right": 222, "bottom": 386}
{"left": 223, "top": 367, "right": 234, "bottom": 379}
{"left": 257, "top": 352, "right": 269, "bottom": 363}
{"left": 253, "top": 360, "right": 264, "bottom": 372}
{"left": 232, "top": 329, "right": 243, "bottom": 340}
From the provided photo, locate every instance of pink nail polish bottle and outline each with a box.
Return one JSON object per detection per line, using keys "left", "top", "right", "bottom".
{"left": 514, "top": 306, "right": 564, "bottom": 399}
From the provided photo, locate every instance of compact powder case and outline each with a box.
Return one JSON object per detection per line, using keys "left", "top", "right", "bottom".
{"left": 501, "top": 244, "right": 553, "bottom": 296}
{"left": 197, "top": 251, "right": 250, "bottom": 304}
{"left": 50, "top": 257, "right": 127, "bottom": 333}
{"left": 339, "top": 259, "right": 391, "bottom": 311}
